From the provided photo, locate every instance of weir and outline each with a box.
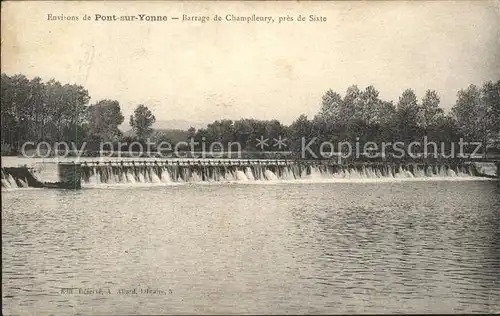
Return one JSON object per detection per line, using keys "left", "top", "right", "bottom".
{"left": 77, "top": 160, "right": 497, "bottom": 185}
{"left": 1, "top": 160, "right": 498, "bottom": 189}
{"left": 58, "top": 163, "right": 82, "bottom": 189}
{"left": 1, "top": 163, "right": 82, "bottom": 189}
{"left": 1, "top": 167, "right": 44, "bottom": 188}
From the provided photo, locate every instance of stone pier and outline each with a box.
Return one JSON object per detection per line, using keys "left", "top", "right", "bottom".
{"left": 58, "top": 163, "right": 82, "bottom": 189}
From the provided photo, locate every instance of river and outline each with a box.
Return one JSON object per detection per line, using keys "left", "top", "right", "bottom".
{"left": 2, "top": 179, "right": 500, "bottom": 314}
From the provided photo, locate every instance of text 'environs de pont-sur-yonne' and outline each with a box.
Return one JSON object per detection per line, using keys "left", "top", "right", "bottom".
{"left": 47, "top": 13, "right": 327, "bottom": 23}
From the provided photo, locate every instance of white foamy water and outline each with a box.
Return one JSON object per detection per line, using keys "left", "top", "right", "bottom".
{"left": 235, "top": 170, "right": 249, "bottom": 181}
{"left": 245, "top": 167, "right": 255, "bottom": 181}
{"left": 263, "top": 169, "right": 278, "bottom": 180}
{"left": 2, "top": 156, "right": 497, "bottom": 190}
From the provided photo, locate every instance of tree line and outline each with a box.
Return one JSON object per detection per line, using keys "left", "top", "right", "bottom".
{"left": 1, "top": 72, "right": 499, "bottom": 157}
{"left": 1, "top": 73, "right": 157, "bottom": 153}
{"left": 191, "top": 82, "right": 500, "bottom": 158}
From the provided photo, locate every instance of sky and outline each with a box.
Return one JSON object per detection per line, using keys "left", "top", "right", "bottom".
{"left": 2, "top": 1, "right": 499, "bottom": 126}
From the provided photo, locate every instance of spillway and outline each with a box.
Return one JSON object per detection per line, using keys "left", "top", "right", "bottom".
{"left": 2, "top": 160, "right": 498, "bottom": 189}
{"left": 78, "top": 161, "right": 494, "bottom": 185}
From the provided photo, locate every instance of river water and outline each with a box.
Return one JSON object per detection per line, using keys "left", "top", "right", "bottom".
{"left": 2, "top": 179, "right": 500, "bottom": 314}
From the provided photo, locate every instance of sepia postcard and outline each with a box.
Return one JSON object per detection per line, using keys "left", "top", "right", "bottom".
{"left": 1, "top": 0, "right": 500, "bottom": 315}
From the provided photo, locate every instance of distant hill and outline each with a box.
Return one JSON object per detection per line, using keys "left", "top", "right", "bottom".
{"left": 119, "top": 119, "right": 206, "bottom": 132}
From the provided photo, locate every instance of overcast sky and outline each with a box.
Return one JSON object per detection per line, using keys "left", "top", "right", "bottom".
{"left": 2, "top": 1, "right": 499, "bottom": 125}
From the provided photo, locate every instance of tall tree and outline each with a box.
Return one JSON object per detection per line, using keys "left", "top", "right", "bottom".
{"left": 480, "top": 80, "right": 500, "bottom": 149}
{"left": 395, "top": 89, "right": 422, "bottom": 144}
{"left": 233, "top": 119, "right": 254, "bottom": 149}
{"left": 88, "top": 99, "right": 124, "bottom": 141}
{"left": 451, "top": 84, "right": 484, "bottom": 141}
{"left": 289, "top": 114, "right": 314, "bottom": 158}
{"left": 318, "top": 89, "right": 343, "bottom": 122}
{"left": 359, "top": 85, "right": 380, "bottom": 125}
{"left": 187, "top": 126, "right": 197, "bottom": 140}
{"left": 377, "top": 100, "right": 397, "bottom": 126}
{"left": 129, "top": 104, "right": 156, "bottom": 140}
{"left": 420, "top": 90, "right": 444, "bottom": 130}
{"left": 0, "top": 73, "right": 90, "bottom": 149}
{"left": 1, "top": 74, "right": 23, "bottom": 147}
{"left": 342, "top": 85, "right": 362, "bottom": 122}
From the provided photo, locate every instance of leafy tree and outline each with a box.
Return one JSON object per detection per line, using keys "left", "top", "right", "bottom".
{"left": 420, "top": 90, "right": 444, "bottom": 129}
{"left": 2, "top": 71, "right": 497, "bottom": 159}
{"left": 395, "top": 89, "right": 422, "bottom": 145}
{"left": 451, "top": 85, "right": 484, "bottom": 142}
{"left": 129, "top": 104, "right": 156, "bottom": 140}
{"left": 318, "top": 89, "right": 343, "bottom": 123}
{"left": 1, "top": 74, "right": 22, "bottom": 147}
{"left": 206, "top": 119, "right": 235, "bottom": 145}
{"left": 289, "top": 114, "right": 314, "bottom": 158}
{"left": 233, "top": 119, "right": 254, "bottom": 149}
{"left": 187, "top": 126, "right": 197, "bottom": 140}
{"left": 151, "top": 130, "right": 171, "bottom": 143}
{"left": 87, "top": 99, "right": 124, "bottom": 141}
{"left": 0, "top": 73, "right": 90, "bottom": 149}
{"left": 377, "top": 100, "right": 397, "bottom": 126}
{"left": 359, "top": 85, "right": 380, "bottom": 125}
{"left": 342, "top": 85, "right": 362, "bottom": 122}
{"left": 480, "top": 80, "right": 500, "bottom": 149}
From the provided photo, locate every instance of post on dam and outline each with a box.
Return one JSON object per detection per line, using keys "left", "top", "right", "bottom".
{"left": 58, "top": 163, "right": 82, "bottom": 189}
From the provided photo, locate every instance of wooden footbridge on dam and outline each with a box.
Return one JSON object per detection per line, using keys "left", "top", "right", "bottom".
{"left": 2, "top": 158, "right": 500, "bottom": 189}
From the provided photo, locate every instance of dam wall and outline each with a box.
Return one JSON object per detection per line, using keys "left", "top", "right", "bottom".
{"left": 2, "top": 163, "right": 82, "bottom": 189}
{"left": 78, "top": 160, "right": 490, "bottom": 185}
{"left": 58, "top": 163, "right": 82, "bottom": 189}
{"left": 1, "top": 167, "right": 44, "bottom": 188}
{"left": 2, "top": 160, "right": 498, "bottom": 189}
